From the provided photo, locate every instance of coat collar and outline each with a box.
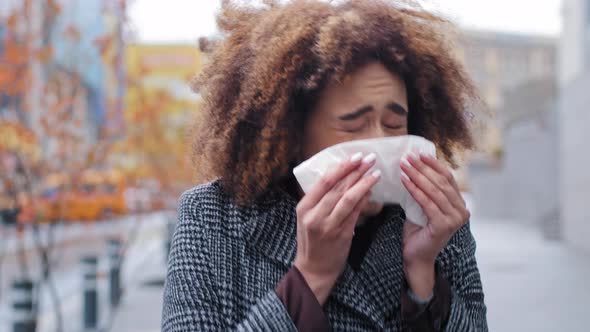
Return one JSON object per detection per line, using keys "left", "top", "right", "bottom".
{"left": 244, "top": 187, "right": 406, "bottom": 328}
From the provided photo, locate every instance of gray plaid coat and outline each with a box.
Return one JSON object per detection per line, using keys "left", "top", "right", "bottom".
{"left": 162, "top": 180, "right": 487, "bottom": 331}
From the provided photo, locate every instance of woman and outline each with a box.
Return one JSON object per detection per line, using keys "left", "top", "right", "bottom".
{"left": 162, "top": 1, "right": 487, "bottom": 331}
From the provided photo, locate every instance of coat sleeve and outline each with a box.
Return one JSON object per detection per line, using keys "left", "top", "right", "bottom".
{"left": 437, "top": 221, "right": 488, "bottom": 332}
{"left": 161, "top": 190, "right": 297, "bottom": 332}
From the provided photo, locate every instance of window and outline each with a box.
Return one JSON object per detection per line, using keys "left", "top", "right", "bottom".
{"left": 102, "top": 184, "right": 118, "bottom": 194}
{"left": 41, "top": 188, "right": 60, "bottom": 199}
{"left": 80, "top": 184, "right": 96, "bottom": 194}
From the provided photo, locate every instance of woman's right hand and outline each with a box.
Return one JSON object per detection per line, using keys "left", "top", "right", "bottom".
{"left": 293, "top": 152, "right": 381, "bottom": 305}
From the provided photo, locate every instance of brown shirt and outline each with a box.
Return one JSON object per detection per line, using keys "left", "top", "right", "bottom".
{"left": 275, "top": 211, "right": 451, "bottom": 331}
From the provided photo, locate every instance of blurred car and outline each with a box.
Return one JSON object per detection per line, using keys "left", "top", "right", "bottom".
{"left": 18, "top": 169, "right": 130, "bottom": 223}
{"left": 62, "top": 169, "right": 129, "bottom": 221}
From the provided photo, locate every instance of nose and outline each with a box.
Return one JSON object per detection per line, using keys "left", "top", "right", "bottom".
{"left": 362, "top": 126, "right": 388, "bottom": 140}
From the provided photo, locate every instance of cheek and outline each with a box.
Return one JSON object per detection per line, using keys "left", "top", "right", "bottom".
{"left": 302, "top": 124, "right": 323, "bottom": 159}
{"left": 397, "top": 116, "right": 409, "bottom": 135}
{"left": 302, "top": 121, "right": 349, "bottom": 159}
{"left": 395, "top": 121, "right": 409, "bottom": 137}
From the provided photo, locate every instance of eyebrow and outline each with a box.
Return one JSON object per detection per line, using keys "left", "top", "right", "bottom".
{"left": 338, "top": 105, "right": 374, "bottom": 121}
{"left": 386, "top": 102, "right": 408, "bottom": 116}
{"left": 338, "top": 103, "right": 408, "bottom": 121}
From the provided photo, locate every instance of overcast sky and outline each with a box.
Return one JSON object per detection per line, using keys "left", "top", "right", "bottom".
{"left": 129, "top": 0, "right": 562, "bottom": 43}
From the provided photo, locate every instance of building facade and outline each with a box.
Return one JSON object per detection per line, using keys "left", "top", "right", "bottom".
{"left": 115, "top": 44, "right": 202, "bottom": 190}
{"left": 559, "top": 0, "right": 590, "bottom": 253}
{"left": 458, "top": 30, "right": 560, "bottom": 227}
{"left": 559, "top": 0, "right": 590, "bottom": 84}
{"left": 0, "top": 0, "right": 125, "bottom": 161}
{"left": 458, "top": 30, "right": 556, "bottom": 113}
{"left": 456, "top": 30, "right": 557, "bottom": 155}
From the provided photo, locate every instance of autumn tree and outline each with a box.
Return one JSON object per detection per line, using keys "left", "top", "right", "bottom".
{"left": 1, "top": 1, "right": 127, "bottom": 331}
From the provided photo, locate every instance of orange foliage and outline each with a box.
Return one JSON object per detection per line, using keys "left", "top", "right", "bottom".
{"left": 4, "top": 44, "right": 30, "bottom": 66}
{"left": 45, "top": 0, "right": 62, "bottom": 15}
{"left": 1, "top": 0, "right": 190, "bottom": 222}
{"left": 5, "top": 13, "right": 19, "bottom": 30}
{"left": 35, "top": 46, "right": 54, "bottom": 62}
{"left": 0, "top": 0, "right": 135, "bottom": 224}
{"left": 63, "top": 25, "right": 81, "bottom": 42}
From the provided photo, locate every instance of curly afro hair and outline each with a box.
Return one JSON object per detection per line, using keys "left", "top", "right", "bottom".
{"left": 192, "top": 0, "right": 480, "bottom": 204}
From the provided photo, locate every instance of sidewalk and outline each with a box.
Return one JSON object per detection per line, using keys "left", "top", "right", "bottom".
{"left": 0, "top": 213, "right": 169, "bottom": 332}
{"left": 2, "top": 213, "right": 159, "bottom": 255}
{"left": 472, "top": 220, "right": 590, "bottom": 332}
{"left": 109, "top": 241, "right": 166, "bottom": 332}
{"left": 38, "top": 214, "right": 167, "bottom": 332}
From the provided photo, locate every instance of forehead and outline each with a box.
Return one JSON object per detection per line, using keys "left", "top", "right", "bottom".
{"left": 316, "top": 62, "right": 408, "bottom": 110}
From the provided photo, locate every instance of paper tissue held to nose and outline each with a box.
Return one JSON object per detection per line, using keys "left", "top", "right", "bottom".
{"left": 293, "top": 135, "right": 436, "bottom": 227}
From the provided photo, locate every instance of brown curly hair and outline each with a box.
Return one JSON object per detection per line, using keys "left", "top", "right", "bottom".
{"left": 192, "top": 0, "right": 480, "bottom": 203}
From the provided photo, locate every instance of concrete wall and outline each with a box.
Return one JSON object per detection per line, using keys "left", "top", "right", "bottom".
{"left": 559, "top": 0, "right": 588, "bottom": 85}
{"left": 469, "top": 106, "right": 559, "bottom": 225}
{"left": 559, "top": 73, "right": 590, "bottom": 253}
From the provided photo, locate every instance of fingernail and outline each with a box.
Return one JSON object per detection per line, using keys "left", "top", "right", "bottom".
{"left": 401, "top": 171, "right": 410, "bottom": 181}
{"left": 371, "top": 169, "right": 382, "bottom": 178}
{"left": 363, "top": 152, "right": 377, "bottom": 164}
{"left": 401, "top": 158, "right": 412, "bottom": 168}
{"left": 350, "top": 152, "right": 363, "bottom": 163}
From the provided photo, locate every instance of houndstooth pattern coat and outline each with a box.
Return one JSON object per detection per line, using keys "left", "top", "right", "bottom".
{"left": 162, "top": 180, "right": 487, "bottom": 331}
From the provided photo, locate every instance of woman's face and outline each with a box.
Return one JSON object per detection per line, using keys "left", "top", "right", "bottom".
{"left": 302, "top": 61, "right": 409, "bottom": 220}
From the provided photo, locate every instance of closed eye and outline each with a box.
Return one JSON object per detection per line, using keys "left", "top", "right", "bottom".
{"left": 385, "top": 124, "right": 405, "bottom": 130}
{"left": 341, "top": 127, "right": 364, "bottom": 133}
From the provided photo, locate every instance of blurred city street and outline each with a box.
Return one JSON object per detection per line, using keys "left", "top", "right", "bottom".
{"left": 2, "top": 213, "right": 589, "bottom": 332}
{"left": 2, "top": 0, "right": 589, "bottom": 331}
{"left": 0, "top": 213, "right": 170, "bottom": 332}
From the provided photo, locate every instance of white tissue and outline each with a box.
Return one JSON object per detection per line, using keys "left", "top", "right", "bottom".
{"left": 293, "top": 135, "right": 436, "bottom": 227}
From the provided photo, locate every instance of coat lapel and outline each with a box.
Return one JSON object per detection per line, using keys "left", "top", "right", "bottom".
{"left": 329, "top": 205, "right": 406, "bottom": 328}
{"left": 243, "top": 189, "right": 298, "bottom": 268}
{"left": 245, "top": 189, "right": 406, "bottom": 328}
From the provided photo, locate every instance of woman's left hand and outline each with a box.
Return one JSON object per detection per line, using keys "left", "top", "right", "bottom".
{"left": 399, "top": 153, "right": 470, "bottom": 299}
